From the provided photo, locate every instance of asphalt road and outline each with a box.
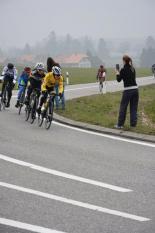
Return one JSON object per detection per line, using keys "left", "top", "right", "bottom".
{"left": 0, "top": 77, "right": 155, "bottom": 233}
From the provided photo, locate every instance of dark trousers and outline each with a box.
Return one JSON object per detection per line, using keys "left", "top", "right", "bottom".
{"left": 1, "top": 77, "right": 14, "bottom": 104}
{"left": 118, "top": 89, "right": 139, "bottom": 127}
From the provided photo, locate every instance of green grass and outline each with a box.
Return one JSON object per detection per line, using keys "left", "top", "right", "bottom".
{"left": 57, "top": 84, "right": 155, "bottom": 135}
{"left": 61, "top": 67, "right": 152, "bottom": 84}
{"left": 0, "top": 66, "right": 152, "bottom": 86}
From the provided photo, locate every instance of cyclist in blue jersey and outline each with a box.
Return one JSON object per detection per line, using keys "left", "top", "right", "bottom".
{"left": 15, "top": 67, "right": 31, "bottom": 108}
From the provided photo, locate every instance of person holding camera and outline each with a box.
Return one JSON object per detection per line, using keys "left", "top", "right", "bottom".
{"left": 151, "top": 64, "right": 155, "bottom": 78}
{"left": 115, "top": 55, "right": 139, "bottom": 129}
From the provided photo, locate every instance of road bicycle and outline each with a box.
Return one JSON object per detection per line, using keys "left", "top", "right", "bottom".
{"left": 0, "top": 81, "right": 10, "bottom": 111}
{"left": 18, "top": 87, "right": 26, "bottom": 115}
{"left": 99, "top": 78, "right": 106, "bottom": 93}
{"left": 38, "top": 91, "right": 59, "bottom": 130}
{"left": 25, "top": 88, "right": 40, "bottom": 123}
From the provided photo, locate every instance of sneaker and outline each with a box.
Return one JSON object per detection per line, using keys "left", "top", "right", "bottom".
{"left": 114, "top": 124, "right": 123, "bottom": 129}
{"left": 15, "top": 100, "right": 20, "bottom": 108}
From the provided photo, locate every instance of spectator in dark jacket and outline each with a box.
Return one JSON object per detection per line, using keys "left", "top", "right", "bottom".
{"left": 46, "top": 57, "right": 65, "bottom": 110}
{"left": 115, "top": 55, "right": 139, "bottom": 129}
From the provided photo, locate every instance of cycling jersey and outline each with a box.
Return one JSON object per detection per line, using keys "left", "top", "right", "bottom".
{"left": 41, "top": 72, "right": 63, "bottom": 94}
{"left": 2, "top": 66, "right": 18, "bottom": 82}
{"left": 18, "top": 72, "right": 29, "bottom": 86}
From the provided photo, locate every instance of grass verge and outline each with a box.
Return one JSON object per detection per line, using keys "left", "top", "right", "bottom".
{"left": 56, "top": 84, "right": 155, "bottom": 135}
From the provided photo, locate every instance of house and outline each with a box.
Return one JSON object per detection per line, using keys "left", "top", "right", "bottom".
{"left": 56, "top": 53, "right": 91, "bottom": 68}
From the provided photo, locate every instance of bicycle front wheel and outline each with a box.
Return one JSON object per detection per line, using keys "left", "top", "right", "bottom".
{"left": 18, "top": 104, "right": 23, "bottom": 115}
{"left": 44, "top": 101, "right": 54, "bottom": 130}
{"left": 25, "top": 105, "right": 30, "bottom": 121}
{"left": 38, "top": 112, "right": 44, "bottom": 127}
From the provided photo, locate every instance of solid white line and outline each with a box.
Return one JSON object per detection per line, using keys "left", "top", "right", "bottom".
{"left": 0, "top": 153, "right": 131, "bottom": 192}
{"left": 0, "top": 217, "right": 66, "bottom": 233}
{"left": 65, "top": 85, "right": 98, "bottom": 91}
{"left": 0, "top": 182, "right": 150, "bottom": 222}
{"left": 53, "top": 121, "right": 155, "bottom": 148}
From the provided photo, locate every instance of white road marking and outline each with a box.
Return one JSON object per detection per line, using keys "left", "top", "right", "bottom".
{"left": 65, "top": 85, "right": 98, "bottom": 91}
{"left": 0, "top": 153, "right": 131, "bottom": 192}
{"left": 0, "top": 217, "right": 66, "bottom": 233}
{"left": 0, "top": 182, "right": 150, "bottom": 222}
{"left": 53, "top": 121, "right": 155, "bottom": 148}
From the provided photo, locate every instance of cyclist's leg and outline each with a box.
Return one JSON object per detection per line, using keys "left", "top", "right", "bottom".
{"left": 25, "top": 85, "right": 33, "bottom": 104}
{"left": 16, "top": 85, "right": 24, "bottom": 107}
{"left": 37, "top": 91, "right": 48, "bottom": 114}
{"left": 61, "top": 91, "right": 65, "bottom": 110}
{"left": 6, "top": 79, "right": 13, "bottom": 107}
{"left": 99, "top": 80, "right": 103, "bottom": 92}
{"left": 55, "top": 85, "right": 59, "bottom": 110}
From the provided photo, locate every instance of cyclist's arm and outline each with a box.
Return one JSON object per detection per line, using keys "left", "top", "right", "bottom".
{"left": 2, "top": 66, "right": 8, "bottom": 76}
{"left": 41, "top": 73, "right": 50, "bottom": 92}
{"left": 13, "top": 67, "right": 18, "bottom": 82}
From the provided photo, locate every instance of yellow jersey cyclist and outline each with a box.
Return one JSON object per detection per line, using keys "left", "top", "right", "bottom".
{"left": 37, "top": 66, "right": 64, "bottom": 114}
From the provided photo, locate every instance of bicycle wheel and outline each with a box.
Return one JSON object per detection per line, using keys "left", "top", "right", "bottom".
{"left": 1, "top": 98, "right": 5, "bottom": 110}
{"left": 25, "top": 105, "right": 30, "bottom": 121}
{"left": 45, "top": 101, "right": 54, "bottom": 130}
{"left": 30, "top": 108, "right": 36, "bottom": 124}
{"left": 38, "top": 111, "right": 44, "bottom": 127}
{"left": 18, "top": 104, "right": 23, "bottom": 115}
{"left": 30, "top": 95, "right": 39, "bottom": 124}
{"left": 99, "top": 82, "right": 103, "bottom": 93}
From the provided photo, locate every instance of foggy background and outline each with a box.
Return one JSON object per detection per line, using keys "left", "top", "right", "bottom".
{"left": 0, "top": 0, "right": 155, "bottom": 67}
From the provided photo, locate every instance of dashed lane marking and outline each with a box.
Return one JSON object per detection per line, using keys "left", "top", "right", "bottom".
{"left": 0, "top": 153, "right": 132, "bottom": 192}
{"left": 0, "top": 182, "right": 150, "bottom": 222}
{"left": 0, "top": 217, "right": 67, "bottom": 233}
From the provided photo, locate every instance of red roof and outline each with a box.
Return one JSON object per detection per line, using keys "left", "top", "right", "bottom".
{"left": 56, "top": 53, "right": 88, "bottom": 64}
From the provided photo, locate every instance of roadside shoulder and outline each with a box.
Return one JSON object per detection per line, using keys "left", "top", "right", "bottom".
{"left": 54, "top": 113, "right": 155, "bottom": 144}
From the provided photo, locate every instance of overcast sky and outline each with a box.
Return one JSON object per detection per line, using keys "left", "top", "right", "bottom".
{"left": 0, "top": 0, "right": 154, "bottom": 48}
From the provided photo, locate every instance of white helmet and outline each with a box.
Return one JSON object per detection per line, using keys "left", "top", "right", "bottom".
{"left": 52, "top": 66, "right": 61, "bottom": 76}
{"left": 34, "top": 62, "right": 45, "bottom": 71}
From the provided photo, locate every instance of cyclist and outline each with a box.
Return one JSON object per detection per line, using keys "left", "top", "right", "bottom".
{"left": 151, "top": 64, "right": 155, "bottom": 78}
{"left": 37, "top": 66, "right": 64, "bottom": 114}
{"left": 96, "top": 65, "right": 107, "bottom": 93}
{"left": 0, "top": 63, "right": 18, "bottom": 107}
{"left": 15, "top": 67, "right": 31, "bottom": 108}
{"left": 25, "top": 62, "right": 46, "bottom": 105}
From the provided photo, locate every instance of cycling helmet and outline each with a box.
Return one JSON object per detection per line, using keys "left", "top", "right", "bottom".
{"left": 24, "top": 67, "right": 31, "bottom": 73}
{"left": 7, "top": 63, "right": 14, "bottom": 69}
{"left": 52, "top": 66, "right": 61, "bottom": 76}
{"left": 34, "top": 62, "right": 45, "bottom": 71}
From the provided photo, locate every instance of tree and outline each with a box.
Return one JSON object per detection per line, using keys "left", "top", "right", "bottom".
{"left": 97, "top": 38, "right": 110, "bottom": 60}
{"left": 140, "top": 48, "right": 155, "bottom": 67}
{"left": 118, "top": 41, "right": 130, "bottom": 53}
{"left": 145, "top": 36, "right": 155, "bottom": 49}
{"left": 23, "top": 43, "right": 31, "bottom": 54}
{"left": 139, "top": 36, "right": 155, "bottom": 67}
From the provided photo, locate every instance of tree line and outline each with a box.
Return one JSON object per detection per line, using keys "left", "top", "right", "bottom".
{"left": 0, "top": 32, "right": 155, "bottom": 67}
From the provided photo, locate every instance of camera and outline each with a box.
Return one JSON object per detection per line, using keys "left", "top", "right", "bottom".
{"left": 116, "top": 64, "right": 120, "bottom": 71}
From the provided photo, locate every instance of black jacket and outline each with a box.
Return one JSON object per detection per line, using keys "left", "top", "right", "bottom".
{"left": 116, "top": 64, "right": 137, "bottom": 88}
